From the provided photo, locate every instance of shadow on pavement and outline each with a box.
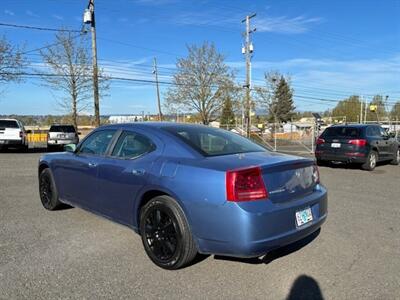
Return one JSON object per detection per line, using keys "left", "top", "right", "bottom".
{"left": 286, "top": 274, "right": 324, "bottom": 300}
{"left": 214, "top": 228, "right": 321, "bottom": 265}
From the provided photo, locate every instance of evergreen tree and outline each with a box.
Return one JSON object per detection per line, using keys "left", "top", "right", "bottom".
{"left": 274, "top": 76, "right": 295, "bottom": 122}
{"left": 220, "top": 95, "right": 236, "bottom": 130}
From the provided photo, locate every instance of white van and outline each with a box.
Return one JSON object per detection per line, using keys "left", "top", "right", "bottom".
{"left": 0, "top": 119, "right": 28, "bottom": 151}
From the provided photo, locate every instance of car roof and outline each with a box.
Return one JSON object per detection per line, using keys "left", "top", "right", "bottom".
{"left": 0, "top": 118, "right": 19, "bottom": 121}
{"left": 329, "top": 124, "right": 380, "bottom": 128}
{"left": 101, "top": 122, "right": 208, "bottom": 130}
{"left": 50, "top": 124, "right": 75, "bottom": 126}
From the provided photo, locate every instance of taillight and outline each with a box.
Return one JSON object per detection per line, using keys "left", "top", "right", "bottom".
{"left": 313, "top": 164, "right": 320, "bottom": 184}
{"left": 19, "top": 131, "right": 23, "bottom": 138}
{"left": 316, "top": 138, "right": 325, "bottom": 145}
{"left": 226, "top": 166, "right": 268, "bottom": 202}
{"left": 348, "top": 139, "right": 367, "bottom": 147}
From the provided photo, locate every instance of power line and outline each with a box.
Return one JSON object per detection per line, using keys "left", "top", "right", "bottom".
{"left": 0, "top": 22, "right": 82, "bottom": 33}
{"left": 21, "top": 32, "right": 88, "bottom": 55}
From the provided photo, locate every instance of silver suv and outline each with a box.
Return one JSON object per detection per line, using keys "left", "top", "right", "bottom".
{"left": 47, "top": 125, "right": 79, "bottom": 150}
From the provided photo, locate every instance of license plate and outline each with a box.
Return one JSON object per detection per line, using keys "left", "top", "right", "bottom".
{"left": 296, "top": 207, "right": 313, "bottom": 227}
{"left": 331, "top": 143, "right": 341, "bottom": 148}
{"left": 58, "top": 134, "right": 66, "bottom": 138}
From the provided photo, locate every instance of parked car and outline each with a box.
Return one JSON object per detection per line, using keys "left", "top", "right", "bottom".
{"left": 315, "top": 124, "right": 400, "bottom": 171}
{"left": 47, "top": 124, "right": 79, "bottom": 150}
{"left": 38, "top": 123, "right": 327, "bottom": 269}
{"left": 0, "top": 119, "right": 28, "bottom": 151}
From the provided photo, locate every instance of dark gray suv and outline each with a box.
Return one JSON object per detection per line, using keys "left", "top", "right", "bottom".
{"left": 315, "top": 124, "right": 399, "bottom": 171}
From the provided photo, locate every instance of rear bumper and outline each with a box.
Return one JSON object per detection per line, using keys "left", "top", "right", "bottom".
{"left": 315, "top": 152, "right": 367, "bottom": 163}
{"left": 48, "top": 139, "right": 78, "bottom": 146}
{"left": 0, "top": 139, "right": 23, "bottom": 146}
{"left": 195, "top": 186, "right": 328, "bottom": 258}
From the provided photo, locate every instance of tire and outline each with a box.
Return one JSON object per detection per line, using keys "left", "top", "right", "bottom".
{"left": 39, "top": 168, "right": 62, "bottom": 210}
{"left": 390, "top": 148, "right": 400, "bottom": 165}
{"left": 361, "top": 151, "right": 378, "bottom": 171}
{"left": 140, "top": 195, "right": 197, "bottom": 270}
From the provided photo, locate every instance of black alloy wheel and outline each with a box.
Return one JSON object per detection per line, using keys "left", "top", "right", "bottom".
{"left": 144, "top": 208, "right": 179, "bottom": 262}
{"left": 39, "top": 168, "right": 61, "bottom": 210}
{"left": 140, "top": 196, "right": 198, "bottom": 270}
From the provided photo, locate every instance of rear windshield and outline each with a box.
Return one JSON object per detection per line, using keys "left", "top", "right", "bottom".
{"left": 0, "top": 120, "right": 19, "bottom": 128}
{"left": 322, "top": 127, "right": 361, "bottom": 138}
{"left": 162, "top": 125, "right": 266, "bottom": 157}
{"left": 49, "top": 125, "right": 76, "bottom": 133}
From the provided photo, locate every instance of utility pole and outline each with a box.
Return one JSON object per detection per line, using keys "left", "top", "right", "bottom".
{"left": 360, "top": 99, "right": 363, "bottom": 124}
{"left": 152, "top": 57, "right": 163, "bottom": 121}
{"left": 85, "top": 0, "right": 100, "bottom": 127}
{"left": 242, "top": 13, "right": 256, "bottom": 138}
{"left": 364, "top": 97, "right": 368, "bottom": 124}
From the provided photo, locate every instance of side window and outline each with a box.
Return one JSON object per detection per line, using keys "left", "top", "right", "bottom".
{"left": 368, "top": 127, "right": 380, "bottom": 137}
{"left": 111, "top": 131, "right": 155, "bottom": 159}
{"left": 78, "top": 130, "right": 115, "bottom": 155}
{"left": 379, "top": 127, "right": 388, "bottom": 138}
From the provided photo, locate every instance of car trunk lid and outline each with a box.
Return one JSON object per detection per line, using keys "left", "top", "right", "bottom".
{"left": 204, "top": 151, "right": 317, "bottom": 203}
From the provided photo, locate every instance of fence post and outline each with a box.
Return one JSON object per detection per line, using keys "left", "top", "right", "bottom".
{"left": 311, "top": 123, "right": 315, "bottom": 154}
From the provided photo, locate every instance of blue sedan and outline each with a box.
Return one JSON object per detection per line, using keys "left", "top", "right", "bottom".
{"left": 38, "top": 123, "right": 327, "bottom": 269}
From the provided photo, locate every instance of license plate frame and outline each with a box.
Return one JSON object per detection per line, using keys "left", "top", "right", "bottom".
{"left": 295, "top": 207, "right": 313, "bottom": 227}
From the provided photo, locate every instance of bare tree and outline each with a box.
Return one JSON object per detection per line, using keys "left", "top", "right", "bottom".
{"left": 165, "top": 42, "right": 235, "bottom": 125}
{"left": 40, "top": 31, "right": 109, "bottom": 128}
{"left": 0, "top": 36, "right": 25, "bottom": 92}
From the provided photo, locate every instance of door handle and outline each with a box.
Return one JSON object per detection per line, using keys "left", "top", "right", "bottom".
{"left": 132, "top": 169, "right": 145, "bottom": 175}
{"left": 88, "top": 162, "right": 97, "bottom": 167}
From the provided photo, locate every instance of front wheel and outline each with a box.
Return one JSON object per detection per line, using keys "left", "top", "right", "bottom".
{"left": 140, "top": 195, "right": 198, "bottom": 270}
{"left": 361, "top": 151, "right": 378, "bottom": 171}
{"left": 390, "top": 148, "right": 400, "bottom": 165}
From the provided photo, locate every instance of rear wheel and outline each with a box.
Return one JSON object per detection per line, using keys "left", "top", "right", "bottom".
{"left": 140, "top": 195, "right": 197, "bottom": 270}
{"left": 361, "top": 151, "right": 377, "bottom": 171}
{"left": 39, "top": 168, "right": 62, "bottom": 210}
{"left": 390, "top": 148, "right": 400, "bottom": 165}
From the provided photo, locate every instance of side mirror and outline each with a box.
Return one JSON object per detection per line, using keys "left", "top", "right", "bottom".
{"left": 64, "top": 144, "right": 77, "bottom": 153}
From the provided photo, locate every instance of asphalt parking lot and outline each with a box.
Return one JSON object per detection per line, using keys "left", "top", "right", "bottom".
{"left": 0, "top": 152, "right": 399, "bottom": 299}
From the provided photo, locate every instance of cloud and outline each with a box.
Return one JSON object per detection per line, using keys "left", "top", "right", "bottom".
{"left": 255, "top": 16, "right": 322, "bottom": 34}
{"left": 26, "top": 10, "right": 39, "bottom": 18}
{"left": 52, "top": 14, "right": 64, "bottom": 20}
{"left": 228, "top": 55, "right": 400, "bottom": 102}
{"left": 4, "top": 9, "right": 15, "bottom": 16}
{"left": 170, "top": 12, "right": 321, "bottom": 34}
